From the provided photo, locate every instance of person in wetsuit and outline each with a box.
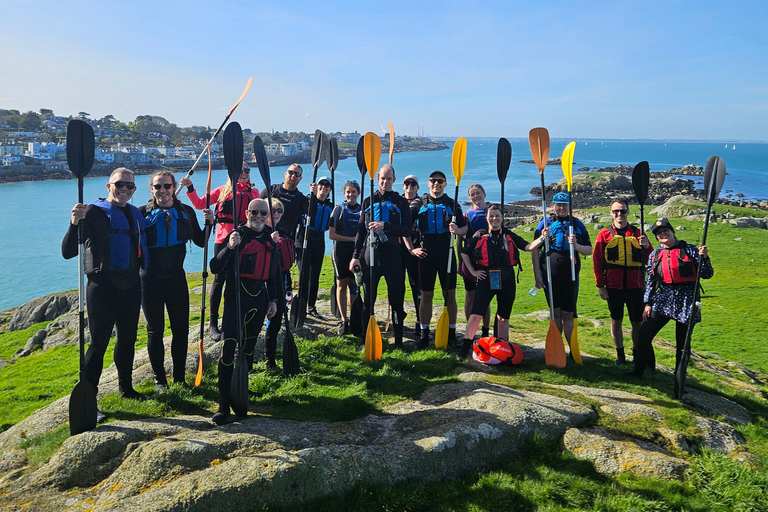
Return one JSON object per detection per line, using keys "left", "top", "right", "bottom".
{"left": 296, "top": 176, "right": 333, "bottom": 319}
{"left": 400, "top": 174, "right": 422, "bottom": 335}
{"left": 350, "top": 164, "right": 413, "bottom": 349}
{"left": 180, "top": 163, "right": 259, "bottom": 341}
{"left": 264, "top": 197, "right": 293, "bottom": 370}
{"left": 409, "top": 170, "right": 468, "bottom": 349}
{"left": 209, "top": 198, "right": 280, "bottom": 424}
{"left": 460, "top": 183, "right": 492, "bottom": 342}
{"left": 329, "top": 180, "right": 361, "bottom": 334}
{"left": 139, "top": 170, "right": 212, "bottom": 389}
{"left": 63, "top": 168, "right": 149, "bottom": 421}
{"left": 459, "top": 204, "right": 547, "bottom": 357}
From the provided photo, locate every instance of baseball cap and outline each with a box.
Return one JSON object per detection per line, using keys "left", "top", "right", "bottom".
{"left": 652, "top": 218, "right": 673, "bottom": 235}
{"left": 552, "top": 192, "right": 569, "bottom": 204}
{"left": 403, "top": 174, "right": 419, "bottom": 186}
{"left": 317, "top": 176, "right": 332, "bottom": 186}
{"left": 429, "top": 170, "right": 447, "bottom": 181}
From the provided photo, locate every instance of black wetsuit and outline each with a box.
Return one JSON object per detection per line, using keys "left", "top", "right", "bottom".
{"left": 62, "top": 201, "right": 147, "bottom": 396}
{"left": 264, "top": 227, "right": 294, "bottom": 366}
{"left": 210, "top": 225, "right": 280, "bottom": 414}
{"left": 353, "top": 190, "right": 413, "bottom": 344}
{"left": 138, "top": 199, "right": 206, "bottom": 385}
{"left": 262, "top": 184, "right": 308, "bottom": 242}
{"left": 401, "top": 194, "right": 421, "bottom": 326}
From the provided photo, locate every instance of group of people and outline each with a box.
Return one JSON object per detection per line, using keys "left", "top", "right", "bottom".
{"left": 63, "top": 160, "right": 713, "bottom": 423}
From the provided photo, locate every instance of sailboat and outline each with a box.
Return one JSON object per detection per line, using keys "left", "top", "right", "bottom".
{"left": 725, "top": 144, "right": 728, "bottom": 148}
{"left": 732, "top": 145, "right": 736, "bottom": 150}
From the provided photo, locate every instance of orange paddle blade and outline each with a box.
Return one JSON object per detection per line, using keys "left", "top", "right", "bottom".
{"left": 388, "top": 122, "right": 395, "bottom": 164}
{"left": 365, "top": 315, "right": 382, "bottom": 361}
{"left": 227, "top": 77, "right": 253, "bottom": 116}
{"left": 545, "top": 319, "right": 566, "bottom": 368}
{"left": 364, "top": 132, "right": 381, "bottom": 180}
{"left": 194, "top": 336, "right": 204, "bottom": 387}
{"left": 528, "top": 127, "right": 550, "bottom": 173}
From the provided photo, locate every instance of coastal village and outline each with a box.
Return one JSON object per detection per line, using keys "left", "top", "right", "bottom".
{"left": 0, "top": 108, "right": 444, "bottom": 179}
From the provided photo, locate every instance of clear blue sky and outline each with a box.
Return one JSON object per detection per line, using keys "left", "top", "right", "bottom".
{"left": 2, "top": 0, "right": 766, "bottom": 140}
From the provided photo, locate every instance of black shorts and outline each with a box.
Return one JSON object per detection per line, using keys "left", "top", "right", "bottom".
{"left": 543, "top": 273, "right": 579, "bottom": 312}
{"left": 472, "top": 273, "right": 516, "bottom": 318}
{"left": 461, "top": 261, "right": 477, "bottom": 292}
{"left": 332, "top": 241, "right": 355, "bottom": 280}
{"left": 419, "top": 250, "right": 458, "bottom": 292}
{"left": 607, "top": 288, "right": 644, "bottom": 323}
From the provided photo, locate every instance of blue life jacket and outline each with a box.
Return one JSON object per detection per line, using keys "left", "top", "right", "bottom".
{"left": 367, "top": 199, "right": 402, "bottom": 225}
{"left": 544, "top": 217, "right": 585, "bottom": 252}
{"left": 466, "top": 208, "right": 487, "bottom": 233}
{"left": 306, "top": 202, "right": 333, "bottom": 233}
{"left": 417, "top": 194, "right": 453, "bottom": 235}
{"left": 144, "top": 205, "right": 191, "bottom": 249}
{"left": 86, "top": 199, "right": 148, "bottom": 273}
{"left": 337, "top": 202, "right": 361, "bottom": 237}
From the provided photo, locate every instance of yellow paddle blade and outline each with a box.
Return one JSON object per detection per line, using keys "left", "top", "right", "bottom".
{"left": 561, "top": 141, "right": 576, "bottom": 190}
{"left": 365, "top": 315, "right": 382, "bottom": 361}
{"left": 570, "top": 318, "right": 582, "bottom": 365}
{"left": 528, "top": 127, "right": 550, "bottom": 174}
{"left": 388, "top": 122, "right": 395, "bottom": 165}
{"left": 364, "top": 132, "right": 381, "bottom": 180}
{"left": 545, "top": 319, "right": 566, "bottom": 368}
{"left": 451, "top": 137, "right": 467, "bottom": 183}
{"left": 435, "top": 308, "right": 449, "bottom": 350}
{"left": 227, "top": 77, "right": 254, "bottom": 116}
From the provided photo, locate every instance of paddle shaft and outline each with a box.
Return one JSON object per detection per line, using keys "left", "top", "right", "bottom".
{"left": 539, "top": 174, "right": 556, "bottom": 320}
{"left": 568, "top": 195, "right": 576, "bottom": 281}
{"left": 195, "top": 149, "right": 214, "bottom": 386}
{"left": 446, "top": 184, "right": 460, "bottom": 273}
{"left": 77, "top": 177, "right": 86, "bottom": 377}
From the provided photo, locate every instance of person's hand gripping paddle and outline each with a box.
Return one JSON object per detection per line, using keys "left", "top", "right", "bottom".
{"left": 435, "top": 137, "right": 467, "bottom": 349}
{"left": 675, "top": 155, "right": 725, "bottom": 399}
{"left": 254, "top": 136, "right": 300, "bottom": 376}
{"left": 66, "top": 120, "right": 98, "bottom": 435}
{"left": 223, "top": 122, "right": 249, "bottom": 417}
{"left": 363, "top": 132, "right": 382, "bottom": 361}
{"left": 291, "top": 130, "right": 328, "bottom": 330}
{"left": 561, "top": 141, "right": 582, "bottom": 364}
{"left": 529, "top": 127, "right": 566, "bottom": 368}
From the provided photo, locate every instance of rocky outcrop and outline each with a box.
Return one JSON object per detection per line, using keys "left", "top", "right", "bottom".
{"left": 0, "top": 381, "right": 594, "bottom": 511}
{"left": 5, "top": 293, "right": 76, "bottom": 332}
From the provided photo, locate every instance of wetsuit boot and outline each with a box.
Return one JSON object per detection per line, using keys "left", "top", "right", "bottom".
{"left": 213, "top": 361, "right": 233, "bottom": 425}
{"left": 393, "top": 310, "right": 405, "bottom": 350}
{"left": 448, "top": 327, "right": 463, "bottom": 349}
{"left": 118, "top": 374, "right": 149, "bottom": 401}
{"left": 417, "top": 328, "right": 430, "bottom": 350}
{"left": 458, "top": 339, "right": 472, "bottom": 359}
{"left": 616, "top": 346, "right": 626, "bottom": 365}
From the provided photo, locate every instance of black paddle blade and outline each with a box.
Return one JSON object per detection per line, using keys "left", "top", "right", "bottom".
{"left": 328, "top": 138, "right": 339, "bottom": 172}
{"left": 356, "top": 136, "right": 367, "bottom": 177}
{"left": 497, "top": 137, "right": 512, "bottom": 182}
{"left": 290, "top": 294, "right": 307, "bottom": 330}
{"left": 704, "top": 155, "right": 726, "bottom": 203}
{"left": 312, "top": 130, "right": 328, "bottom": 170}
{"left": 66, "top": 120, "right": 95, "bottom": 179}
{"left": 223, "top": 122, "right": 244, "bottom": 184}
{"left": 69, "top": 380, "right": 98, "bottom": 435}
{"left": 230, "top": 349, "right": 249, "bottom": 417}
{"left": 253, "top": 136, "right": 271, "bottom": 189}
{"left": 282, "top": 328, "right": 300, "bottom": 377}
{"left": 632, "top": 161, "right": 650, "bottom": 205}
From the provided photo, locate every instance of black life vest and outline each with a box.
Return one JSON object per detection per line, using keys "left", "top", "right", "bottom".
{"left": 144, "top": 204, "right": 191, "bottom": 249}
{"left": 85, "top": 200, "right": 148, "bottom": 274}
{"left": 651, "top": 240, "right": 697, "bottom": 284}
{"left": 472, "top": 230, "right": 519, "bottom": 268}
{"left": 239, "top": 233, "right": 275, "bottom": 281}
{"left": 417, "top": 194, "right": 453, "bottom": 235}
{"left": 604, "top": 224, "right": 643, "bottom": 268}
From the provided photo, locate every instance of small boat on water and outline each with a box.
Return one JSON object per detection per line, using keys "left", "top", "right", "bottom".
{"left": 733, "top": 145, "right": 736, "bottom": 149}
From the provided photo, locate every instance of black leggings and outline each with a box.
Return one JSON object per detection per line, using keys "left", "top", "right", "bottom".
{"left": 209, "top": 242, "right": 226, "bottom": 325}
{"left": 402, "top": 248, "right": 421, "bottom": 324}
{"left": 141, "top": 270, "right": 190, "bottom": 384}
{"left": 362, "top": 244, "right": 406, "bottom": 342}
{"left": 297, "top": 237, "right": 325, "bottom": 309}
{"left": 84, "top": 276, "right": 141, "bottom": 392}
{"left": 634, "top": 310, "right": 692, "bottom": 375}
{"left": 265, "top": 273, "right": 289, "bottom": 364}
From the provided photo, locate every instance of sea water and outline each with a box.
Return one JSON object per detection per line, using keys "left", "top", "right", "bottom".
{"left": 1, "top": 139, "right": 765, "bottom": 310}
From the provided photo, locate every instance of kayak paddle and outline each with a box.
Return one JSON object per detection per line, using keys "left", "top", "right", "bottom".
{"left": 497, "top": 137, "right": 511, "bottom": 219}
{"left": 675, "top": 155, "right": 725, "bottom": 399}
{"left": 561, "top": 141, "right": 582, "bottom": 365}
{"left": 328, "top": 137, "right": 342, "bottom": 320}
{"left": 66, "top": 119, "right": 98, "bottom": 436}
{"left": 529, "top": 127, "right": 566, "bottom": 368}
{"left": 384, "top": 122, "right": 395, "bottom": 333}
{"left": 223, "top": 122, "right": 248, "bottom": 417}
{"left": 194, "top": 145, "right": 214, "bottom": 387}
{"left": 363, "top": 131, "right": 382, "bottom": 361}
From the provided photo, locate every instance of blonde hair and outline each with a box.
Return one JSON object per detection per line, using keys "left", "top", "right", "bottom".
{"left": 467, "top": 183, "right": 486, "bottom": 197}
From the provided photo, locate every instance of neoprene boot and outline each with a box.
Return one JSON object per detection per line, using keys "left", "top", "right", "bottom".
{"left": 481, "top": 327, "right": 490, "bottom": 338}
{"left": 213, "top": 361, "right": 233, "bottom": 425}
{"left": 458, "top": 339, "right": 472, "bottom": 359}
{"left": 265, "top": 335, "right": 277, "bottom": 370}
{"left": 448, "top": 327, "right": 463, "bottom": 349}
{"left": 616, "top": 346, "right": 626, "bottom": 365}
{"left": 118, "top": 374, "right": 148, "bottom": 401}
{"left": 417, "top": 329, "right": 429, "bottom": 350}
{"left": 393, "top": 310, "right": 405, "bottom": 349}
{"left": 209, "top": 316, "right": 222, "bottom": 342}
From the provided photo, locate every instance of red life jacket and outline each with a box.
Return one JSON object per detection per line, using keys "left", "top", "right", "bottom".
{"left": 472, "top": 337, "right": 524, "bottom": 365}
{"left": 216, "top": 183, "right": 253, "bottom": 225}
{"left": 277, "top": 236, "right": 294, "bottom": 272}
{"left": 238, "top": 236, "right": 274, "bottom": 281}
{"left": 473, "top": 231, "right": 519, "bottom": 268}
{"left": 651, "top": 241, "right": 697, "bottom": 284}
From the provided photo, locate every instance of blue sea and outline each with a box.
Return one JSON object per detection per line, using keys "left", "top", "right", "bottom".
{"left": 1, "top": 139, "right": 765, "bottom": 311}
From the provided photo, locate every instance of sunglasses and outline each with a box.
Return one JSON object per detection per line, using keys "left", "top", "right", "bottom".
{"left": 318, "top": 182, "right": 331, "bottom": 188}
{"left": 273, "top": 208, "right": 283, "bottom": 214}
{"left": 152, "top": 183, "right": 173, "bottom": 190}
{"left": 611, "top": 209, "right": 628, "bottom": 214}
{"left": 287, "top": 170, "right": 302, "bottom": 177}
{"left": 345, "top": 179, "right": 358, "bottom": 184}
{"left": 111, "top": 181, "right": 136, "bottom": 190}
{"left": 249, "top": 209, "right": 269, "bottom": 216}
{"left": 429, "top": 178, "right": 445, "bottom": 184}
{"left": 404, "top": 181, "right": 418, "bottom": 187}
{"left": 241, "top": 168, "right": 250, "bottom": 174}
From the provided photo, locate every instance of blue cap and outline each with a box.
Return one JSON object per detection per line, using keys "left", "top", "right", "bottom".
{"left": 553, "top": 192, "right": 569, "bottom": 204}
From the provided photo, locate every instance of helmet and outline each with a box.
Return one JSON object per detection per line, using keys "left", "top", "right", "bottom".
{"left": 552, "top": 192, "right": 569, "bottom": 204}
